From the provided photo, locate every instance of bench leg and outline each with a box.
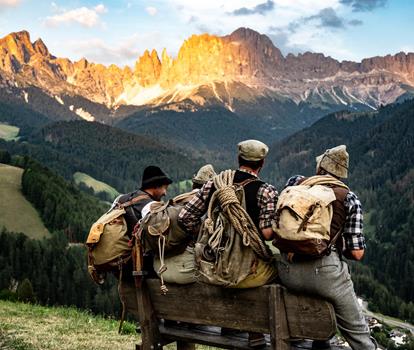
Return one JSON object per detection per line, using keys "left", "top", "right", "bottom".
{"left": 135, "top": 281, "right": 162, "bottom": 350}
{"left": 269, "top": 285, "right": 290, "bottom": 350}
{"left": 176, "top": 341, "right": 195, "bottom": 350}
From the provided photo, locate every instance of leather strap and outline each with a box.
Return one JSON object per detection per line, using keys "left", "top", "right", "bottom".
{"left": 118, "top": 194, "right": 150, "bottom": 209}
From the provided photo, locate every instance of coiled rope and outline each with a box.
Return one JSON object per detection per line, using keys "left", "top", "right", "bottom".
{"left": 204, "top": 170, "right": 273, "bottom": 261}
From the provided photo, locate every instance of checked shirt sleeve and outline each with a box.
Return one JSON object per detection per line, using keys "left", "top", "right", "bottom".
{"left": 343, "top": 191, "right": 366, "bottom": 251}
{"left": 178, "top": 180, "right": 213, "bottom": 234}
{"left": 257, "top": 183, "right": 279, "bottom": 230}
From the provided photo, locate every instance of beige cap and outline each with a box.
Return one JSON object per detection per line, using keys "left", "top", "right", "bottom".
{"left": 238, "top": 139, "right": 269, "bottom": 161}
{"left": 316, "top": 145, "right": 349, "bottom": 179}
{"left": 192, "top": 164, "right": 217, "bottom": 185}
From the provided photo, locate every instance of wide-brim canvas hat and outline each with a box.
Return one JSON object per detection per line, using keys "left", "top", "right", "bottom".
{"left": 192, "top": 164, "right": 217, "bottom": 185}
{"left": 141, "top": 166, "right": 172, "bottom": 189}
{"left": 316, "top": 145, "right": 349, "bottom": 179}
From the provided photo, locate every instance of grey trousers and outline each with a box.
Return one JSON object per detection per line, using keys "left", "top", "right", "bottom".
{"left": 276, "top": 252, "right": 376, "bottom": 350}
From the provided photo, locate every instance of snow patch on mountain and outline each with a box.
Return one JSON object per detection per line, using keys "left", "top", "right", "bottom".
{"left": 75, "top": 108, "right": 95, "bottom": 121}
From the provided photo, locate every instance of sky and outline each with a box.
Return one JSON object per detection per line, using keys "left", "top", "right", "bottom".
{"left": 0, "top": 0, "right": 413, "bottom": 67}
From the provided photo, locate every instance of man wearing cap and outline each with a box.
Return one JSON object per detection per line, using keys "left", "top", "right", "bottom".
{"left": 178, "top": 140, "right": 278, "bottom": 347}
{"left": 179, "top": 140, "right": 278, "bottom": 268}
{"left": 277, "top": 145, "right": 376, "bottom": 350}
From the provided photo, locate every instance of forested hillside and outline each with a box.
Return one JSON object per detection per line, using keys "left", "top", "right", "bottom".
{"left": 262, "top": 99, "right": 414, "bottom": 322}
{"left": 0, "top": 120, "right": 203, "bottom": 194}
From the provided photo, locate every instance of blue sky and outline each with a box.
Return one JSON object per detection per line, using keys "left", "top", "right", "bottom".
{"left": 0, "top": 0, "right": 413, "bottom": 67}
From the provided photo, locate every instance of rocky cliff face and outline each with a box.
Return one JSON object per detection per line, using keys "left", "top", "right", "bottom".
{"left": 0, "top": 28, "right": 413, "bottom": 115}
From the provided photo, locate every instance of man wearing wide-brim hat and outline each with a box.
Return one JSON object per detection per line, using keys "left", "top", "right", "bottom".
{"left": 277, "top": 145, "right": 376, "bottom": 350}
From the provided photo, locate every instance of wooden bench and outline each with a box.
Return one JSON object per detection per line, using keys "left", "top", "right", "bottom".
{"left": 120, "top": 279, "right": 337, "bottom": 350}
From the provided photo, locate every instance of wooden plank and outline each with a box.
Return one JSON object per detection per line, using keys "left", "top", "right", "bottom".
{"left": 269, "top": 285, "right": 290, "bottom": 350}
{"left": 283, "top": 289, "right": 336, "bottom": 340}
{"left": 176, "top": 341, "right": 195, "bottom": 350}
{"left": 159, "top": 324, "right": 272, "bottom": 350}
{"left": 147, "top": 280, "right": 270, "bottom": 333}
{"left": 136, "top": 280, "right": 162, "bottom": 350}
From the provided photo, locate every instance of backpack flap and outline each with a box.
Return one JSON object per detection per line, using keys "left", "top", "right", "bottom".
{"left": 272, "top": 185, "right": 336, "bottom": 257}
{"left": 86, "top": 208, "right": 126, "bottom": 245}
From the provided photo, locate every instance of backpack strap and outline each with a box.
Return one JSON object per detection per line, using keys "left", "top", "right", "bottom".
{"left": 118, "top": 194, "right": 150, "bottom": 209}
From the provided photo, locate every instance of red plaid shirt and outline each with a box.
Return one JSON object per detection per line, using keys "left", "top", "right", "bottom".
{"left": 178, "top": 169, "right": 278, "bottom": 234}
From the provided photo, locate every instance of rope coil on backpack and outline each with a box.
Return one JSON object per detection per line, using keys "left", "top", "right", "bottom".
{"left": 206, "top": 170, "right": 273, "bottom": 262}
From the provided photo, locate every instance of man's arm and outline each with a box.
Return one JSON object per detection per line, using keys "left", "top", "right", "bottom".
{"left": 257, "top": 183, "right": 279, "bottom": 241}
{"left": 343, "top": 191, "right": 366, "bottom": 260}
{"left": 178, "top": 181, "right": 213, "bottom": 235}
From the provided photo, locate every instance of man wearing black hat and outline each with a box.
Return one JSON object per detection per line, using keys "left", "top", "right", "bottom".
{"left": 115, "top": 165, "right": 173, "bottom": 233}
{"left": 116, "top": 166, "right": 172, "bottom": 323}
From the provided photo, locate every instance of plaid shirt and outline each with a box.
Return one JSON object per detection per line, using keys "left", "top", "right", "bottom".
{"left": 178, "top": 169, "right": 278, "bottom": 235}
{"left": 285, "top": 175, "right": 366, "bottom": 251}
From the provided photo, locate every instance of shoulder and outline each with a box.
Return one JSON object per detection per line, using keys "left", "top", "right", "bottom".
{"left": 258, "top": 182, "right": 278, "bottom": 198}
{"left": 285, "top": 175, "right": 305, "bottom": 188}
{"left": 344, "top": 191, "right": 362, "bottom": 208}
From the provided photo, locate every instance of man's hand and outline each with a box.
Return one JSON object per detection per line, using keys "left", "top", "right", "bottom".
{"left": 344, "top": 249, "right": 365, "bottom": 261}
{"left": 261, "top": 227, "right": 274, "bottom": 241}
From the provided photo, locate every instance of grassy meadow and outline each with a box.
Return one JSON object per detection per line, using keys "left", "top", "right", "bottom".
{"left": 0, "top": 300, "right": 218, "bottom": 350}
{"left": 73, "top": 172, "right": 120, "bottom": 199}
{"left": 0, "top": 164, "right": 49, "bottom": 239}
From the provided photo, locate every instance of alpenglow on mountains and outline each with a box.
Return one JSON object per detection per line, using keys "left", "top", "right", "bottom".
{"left": 1, "top": 27, "right": 414, "bottom": 123}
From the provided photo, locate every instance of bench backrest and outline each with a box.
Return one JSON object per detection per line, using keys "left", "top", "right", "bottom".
{"left": 146, "top": 280, "right": 336, "bottom": 340}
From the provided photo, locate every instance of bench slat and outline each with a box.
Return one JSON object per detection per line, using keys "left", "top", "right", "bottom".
{"left": 283, "top": 290, "right": 336, "bottom": 340}
{"left": 147, "top": 279, "right": 270, "bottom": 333}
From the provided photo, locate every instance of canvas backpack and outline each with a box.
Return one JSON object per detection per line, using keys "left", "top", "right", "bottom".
{"left": 86, "top": 194, "right": 149, "bottom": 285}
{"left": 140, "top": 195, "right": 194, "bottom": 258}
{"left": 272, "top": 175, "right": 349, "bottom": 257}
{"left": 194, "top": 170, "right": 273, "bottom": 287}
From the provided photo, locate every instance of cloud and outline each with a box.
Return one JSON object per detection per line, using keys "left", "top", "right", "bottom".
{"left": 68, "top": 32, "right": 178, "bottom": 66}
{"left": 146, "top": 6, "right": 157, "bottom": 16}
{"left": 304, "top": 8, "right": 363, "bottom": 29}
{"left": 231, "top": 0, "right": 274, "bottom": 16}
{"left": 44, "top": 4, "right": 108, "bottom": 28}
{"left": 0, "top": 0, "right": 20, "bottom": 9}
{"left": 349, "top": 19, "right": 363, "bottom": 26}
{"left": 0, "top": 0, "right": 20, "bottom": 5}
{"left": 306, "top": 7, "right": 346, "bottom": 28}
{"left": 339, "top": 0, "right": 387, "bottom": 12}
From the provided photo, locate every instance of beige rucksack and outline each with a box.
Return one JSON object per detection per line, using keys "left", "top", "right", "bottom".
{"left": 272, "top": 175, "right": 348, "bottom": 257}
{"left": 86, "top": 194, "right": 149, "bottom": 284}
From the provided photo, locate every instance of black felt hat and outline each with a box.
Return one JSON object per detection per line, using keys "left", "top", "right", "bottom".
{"left": 140, "top": 166, "right": 172, "bottom": 189}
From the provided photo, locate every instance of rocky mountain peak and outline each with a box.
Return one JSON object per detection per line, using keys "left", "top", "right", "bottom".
{"left": 33, "top": 38, "right": 49, "bottom": 57}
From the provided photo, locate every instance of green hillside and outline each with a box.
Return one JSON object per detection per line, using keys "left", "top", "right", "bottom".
{"left": 73, "top": 172, "right": 120, "bottom": 201}
{"left": 0, "top": 163, "right": 49, "bottom": 239}
{"left": 0, "top": 120, "right": 203, "bottom": 194}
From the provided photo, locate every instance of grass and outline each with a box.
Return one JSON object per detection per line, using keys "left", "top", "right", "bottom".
{"left": 0, "top": 300, "right": 138, "bottom": 350}
{"left": 73, "top": 172, "right": 120, "bottom": 199}
{"left": 0, "top": 123, "right": 20, "bottom": 141}
{"left": 0, "top": 164, "right": 49, "bottom": 239}
{"left": 0, "top": 300, "right": 218, "bottom": 350}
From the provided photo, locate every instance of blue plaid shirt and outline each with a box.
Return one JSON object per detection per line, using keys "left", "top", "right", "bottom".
{"left": 286, "top": 175, "right": 366, "bottom": 251}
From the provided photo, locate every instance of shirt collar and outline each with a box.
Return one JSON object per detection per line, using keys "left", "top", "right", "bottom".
{"left": 238, "top": 167, "right": 258, "bottom": 177}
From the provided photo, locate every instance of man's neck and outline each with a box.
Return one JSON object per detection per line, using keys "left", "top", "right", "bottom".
{"left": 239, "top": 166, "right": 260, "bottom": 177}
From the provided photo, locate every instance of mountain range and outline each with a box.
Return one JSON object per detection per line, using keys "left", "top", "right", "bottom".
{"left": 1, "top": 28, "right": 414, "bottom": 142}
